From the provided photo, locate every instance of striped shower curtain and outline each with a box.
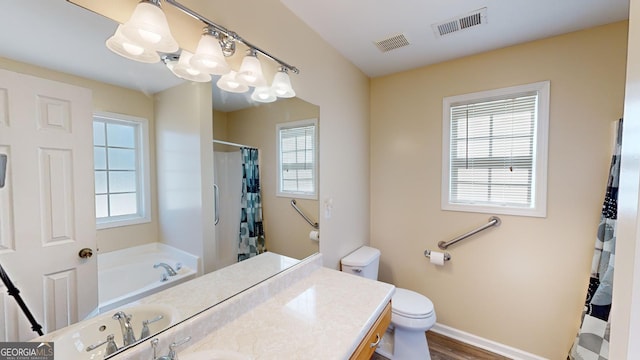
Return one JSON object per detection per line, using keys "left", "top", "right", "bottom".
{"left": 237, "top": 147, "right": 266, "bottom": 261}
{"left": 569, "top": 118, "right": 622, "bottom": 360}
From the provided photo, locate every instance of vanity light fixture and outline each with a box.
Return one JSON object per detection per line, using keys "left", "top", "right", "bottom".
{"left": 190, "top": 26, "right": 230, "bottom": 75}
{"left": 219, "top": 33, "right": 237, "bottom": 57}
{"left": 217, "top": 70, "right": 249, "bottom": 93}
{"left": 251, "top": 86, "right": 277, "bottom": 103}
{"left": 100, "top": 0, "right": 299, "bottom": 95}
{"left": 119, "top": 0, "right": 179, "bottom": 53}
{"left": 237, "top": 49, "right": 267, "bottom": 87}
{"left": 167, "top": 51, "right": 211, "bottom": 83}
{"left": 106, "top": 25, "right": 161, "bottom": 63}
{"left": 271, "top": 67, "right": 296, "bottom": 98}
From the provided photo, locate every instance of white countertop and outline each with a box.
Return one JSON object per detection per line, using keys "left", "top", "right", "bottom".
{"left": 110, "top": 253, "right": 394, "bottom": 360}
{"left": 183, "top": 267, "right": 395, "bottom": 359}
{"left": 136, "top": 252, "right": 300, "bottom": 320}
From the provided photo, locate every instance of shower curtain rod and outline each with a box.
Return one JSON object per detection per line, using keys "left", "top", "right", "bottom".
{"left": 213, "top": 140, "right": 256, "bottom": 149}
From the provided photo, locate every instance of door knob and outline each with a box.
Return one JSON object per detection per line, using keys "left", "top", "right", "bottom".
{"left": 78, "top": 248, "right": 93, "bottom": 259}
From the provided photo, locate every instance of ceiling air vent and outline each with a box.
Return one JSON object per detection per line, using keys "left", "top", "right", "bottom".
{"left": 374, "top": 33, "right": 410, "bottom": 53}
{"left": 432, "top": 8, "right": 487, "bottom": 37}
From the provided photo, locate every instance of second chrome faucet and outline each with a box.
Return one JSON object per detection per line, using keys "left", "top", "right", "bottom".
{"left": 153, "top": 262, "right": 180, "bottom": 281}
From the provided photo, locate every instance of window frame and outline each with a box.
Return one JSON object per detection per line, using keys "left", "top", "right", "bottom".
{"left": 93, "top": 111, "right": 151, "bottom": 229}
{"left": 276, "top": 118, "right": 319, "bottom": 200}
{"left": 441, "top": 81, "right": 550, "bottom": 218}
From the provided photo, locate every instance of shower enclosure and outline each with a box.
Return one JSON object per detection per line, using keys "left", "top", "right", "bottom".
{"left": 212, "top": 141, "right": 244, "bottom": 270}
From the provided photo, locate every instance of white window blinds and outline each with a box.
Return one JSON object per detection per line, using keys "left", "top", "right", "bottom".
{"left": 450, "top": 94, "right": 536, "bottom": 206}
{"left": 442, "top": 81, "right": 549, "bottom": 217}
{"left": 277, "top": 119, "right": 317, "bottom": 198}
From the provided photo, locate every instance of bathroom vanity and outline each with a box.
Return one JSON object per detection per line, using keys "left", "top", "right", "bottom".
{"left": 111, "top": 253, "right": 395, "bottom": 360}
{"left": 350, "top": 301, "right": 392, "bottom": 359}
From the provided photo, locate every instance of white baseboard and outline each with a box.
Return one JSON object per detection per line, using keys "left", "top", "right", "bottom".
{"left": 430, "top": 323, "right": 549, "bottom": 360}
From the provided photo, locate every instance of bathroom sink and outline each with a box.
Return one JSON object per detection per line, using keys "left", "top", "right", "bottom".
{"left": 47, "top": 303, "right": 178, "bottom": 360}
{"left": 180, "top": 350, "right": 252, "bottom": 360}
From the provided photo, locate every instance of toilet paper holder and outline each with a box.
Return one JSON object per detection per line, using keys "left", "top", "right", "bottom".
{"left": 423, "top": 250, "right": 451, "bottom": 261}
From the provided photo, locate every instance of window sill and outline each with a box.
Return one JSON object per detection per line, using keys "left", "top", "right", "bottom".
{"left": 97, "top": 216, "right": 151, "bottom": 230}
{"left": 442, "top": 203, "right": 546, "bottom": 218}
{"left": 276, "top": 191, "right": 318, "bottom": 200}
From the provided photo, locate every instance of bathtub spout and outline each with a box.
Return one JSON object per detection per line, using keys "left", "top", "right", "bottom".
{"left": 112, "top": 311, "right": 136, "bottom": 347}
{"left": 153, "top": 262, "right": 178, "bottom": 277}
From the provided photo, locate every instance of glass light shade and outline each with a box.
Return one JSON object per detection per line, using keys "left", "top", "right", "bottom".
{"left": 217, "top": 71, "right": 249, "bottom": 93}
{"left": 237, "top": 53, "right": 266, "bottom": 87}
{"left": 106, "top": 25, "right": 160, "bottom": 63}
{"left": 191, "top": 33, "right": 230, "bottom": 75}
{"left": 120, "top": 1, "right": 179, "bottom": 53}
{"left": 251, "top": 86, "right": 277, "bottom": 103}
{"left": 271, "top": 70, "right": 296, "bottom": 98}
{"left": 171, "top": 51, "right": 211, "bottom": 83}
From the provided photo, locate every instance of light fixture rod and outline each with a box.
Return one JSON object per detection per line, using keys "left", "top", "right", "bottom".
{"left": 164, "top": 0, "right": 300, "bottom": 74}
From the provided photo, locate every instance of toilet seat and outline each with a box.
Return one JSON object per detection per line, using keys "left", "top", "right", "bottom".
{"left": 392, "top": 288, "right": 434, "bottom": 319}
{"left": 390, "top": 288, "right": 436, "bottom": 331}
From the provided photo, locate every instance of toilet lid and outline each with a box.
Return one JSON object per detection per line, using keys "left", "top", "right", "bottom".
{"left": 392, "top": 288, "right": 434, "bottom": 319}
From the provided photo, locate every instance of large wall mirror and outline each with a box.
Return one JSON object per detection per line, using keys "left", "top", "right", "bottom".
{"left": 0, "top": 0, "right": 319, "bottom": 357}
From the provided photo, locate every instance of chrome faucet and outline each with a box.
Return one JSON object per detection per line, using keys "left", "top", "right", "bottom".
{"left": 151, "top": 336, "right": 191, "bottom": 360}
{"left": 112, "top": 311, "right": 136, "bottom": 347}
{"left": 153, "top": 262, "right": 178, "bottom": 277}
{"left": 86, "top": 333, "right": 118, "bottom": 356}
{"left": 140, "top": 315, "right": 164, "bottom": 339}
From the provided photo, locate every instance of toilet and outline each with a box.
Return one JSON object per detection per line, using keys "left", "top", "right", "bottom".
{"left": 341, "top": 246, "right": 436, "bottom": 360}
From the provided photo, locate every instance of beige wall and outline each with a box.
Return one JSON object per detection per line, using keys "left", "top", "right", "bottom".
{"left": 0, "top": 56, "right": 158, "bottom": 254}
{"left": 213, "top": 110, "right": 229, "bottom": 141}
{"left": 218, "top": 98, "right": 320, "bottom": 260}
{"left": 370, "top": 21, "right": 628, "bottom": 359}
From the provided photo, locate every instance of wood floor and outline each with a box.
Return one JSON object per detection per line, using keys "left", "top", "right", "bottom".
{"left": 370, "top": 331, "right": 511, "bottom": 360}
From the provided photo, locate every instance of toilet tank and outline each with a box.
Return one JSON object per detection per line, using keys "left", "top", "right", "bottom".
{"left": 341, "top": 246, "right": 380, "bottom": 280}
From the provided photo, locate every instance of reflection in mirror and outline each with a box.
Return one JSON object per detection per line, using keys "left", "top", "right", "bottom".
{"left": 213, "top": 97, "right": 320, "bottom": 263}
{"left": 0, "top": 0, "right": 319, "bottom": 357}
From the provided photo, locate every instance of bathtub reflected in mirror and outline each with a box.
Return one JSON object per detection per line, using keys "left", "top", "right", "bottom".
{"left": 97, "top": 244, "right": 198, "bottom": 313}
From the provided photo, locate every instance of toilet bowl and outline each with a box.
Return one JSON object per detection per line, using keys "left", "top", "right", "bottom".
{"left": 341, "top": 246, "right": 436, "bottom": 360}
{"left": 376, "top": 288, "right": 436, "bottom": 359}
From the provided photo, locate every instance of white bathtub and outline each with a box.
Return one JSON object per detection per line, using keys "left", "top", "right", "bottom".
{"left": 98, "top": 243, "right": 199, "bottom": 313}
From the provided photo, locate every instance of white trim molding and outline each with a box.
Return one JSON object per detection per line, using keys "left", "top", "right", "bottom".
{"left": 431, "top": 323, "right": 548, "bottom": 360}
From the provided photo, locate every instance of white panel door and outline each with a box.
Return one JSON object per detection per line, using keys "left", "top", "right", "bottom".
{"left": 0, "top": 69, "right": 96, "bottom": 341}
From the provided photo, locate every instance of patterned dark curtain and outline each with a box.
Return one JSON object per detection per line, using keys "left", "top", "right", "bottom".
{"left": 569, "top": 118, "right": 622, "bottom": 360}
{"left": 238, "top": 147, "right": 265, "bottom": 262}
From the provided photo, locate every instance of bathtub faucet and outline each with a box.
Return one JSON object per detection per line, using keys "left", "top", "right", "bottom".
{"left": 112, "top": 311, "right": 136, "bottom": 347}
{"left": 153, "top": 262, "right": 178, "bottom": 279}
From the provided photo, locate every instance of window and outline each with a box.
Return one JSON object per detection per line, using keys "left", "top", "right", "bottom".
{"left": 93, "top": 112, "right": 151, "bottom": 228}
{"left": 442, "top": 81, "right": 549, "bottom": 217}
{"left": 276, "top": 119, "right": 318, "bottom": 199}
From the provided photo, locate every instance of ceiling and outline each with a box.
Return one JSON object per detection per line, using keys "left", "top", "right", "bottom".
{"left": 0, "top": 0, "right": 630, "bottom": 107}
{"left": 281, "top": 0, "right": 630, "bottom": 77}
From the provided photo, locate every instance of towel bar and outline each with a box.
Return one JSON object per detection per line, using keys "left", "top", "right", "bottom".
{"left": 290, "top": 199, "right": 319, "bottom": 229}
{"left": 438, "top": 216, "right": 501, "bottom": 250}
